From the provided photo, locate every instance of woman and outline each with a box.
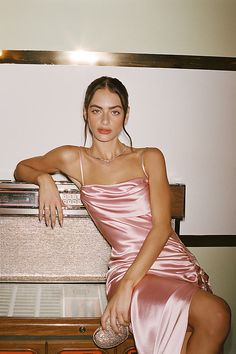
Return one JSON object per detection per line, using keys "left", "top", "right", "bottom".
{"left": 14, "top": 76, "right": 230, "bottom": 354}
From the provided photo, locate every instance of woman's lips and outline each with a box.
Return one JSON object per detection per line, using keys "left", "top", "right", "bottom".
{"left": 98, "top": 128, "right": 112, "bottom": 134}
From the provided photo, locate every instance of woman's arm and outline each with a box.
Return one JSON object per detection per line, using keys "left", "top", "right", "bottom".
{"left": 101, "top": 148, "right": 173, "bottom": 331}
{"left": 14, "top": 145, "right": 81, "bottom": 227}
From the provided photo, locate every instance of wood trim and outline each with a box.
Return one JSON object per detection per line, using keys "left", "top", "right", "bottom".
{"left": 0, "top": 317, "right": 100, "bottom": 337}
{"left": 180, "top": 235, "right": 236, "bottom": 247}
{"left": 0, "top": 50, "right": 236, "bottom": 70}
{"left": 170, "top": 184, "right": 185, "bottom": 219}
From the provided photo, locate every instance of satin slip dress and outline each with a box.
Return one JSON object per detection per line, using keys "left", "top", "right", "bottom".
{"left": 79, "top": 151, "right": 212, "bottom": 354}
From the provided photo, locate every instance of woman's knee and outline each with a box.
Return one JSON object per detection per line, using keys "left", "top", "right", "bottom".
{"left": 207, "top": 297, "right": 231, "bottom": 337}
{"left": 189, "top": 290, "right": 231, "bottom": 339}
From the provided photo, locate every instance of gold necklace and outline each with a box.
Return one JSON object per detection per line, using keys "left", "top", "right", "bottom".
{"left": 88, "top": 145, "right": 127, "bottom": 163}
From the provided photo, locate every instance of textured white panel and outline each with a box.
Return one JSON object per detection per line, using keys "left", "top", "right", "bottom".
{"left": 0, "top": 216, "right": 111, "bottom": 282}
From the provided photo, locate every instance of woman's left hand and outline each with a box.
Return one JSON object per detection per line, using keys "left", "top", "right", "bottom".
{"left": 101, "top": 280, "right": 133, "bottom": 333}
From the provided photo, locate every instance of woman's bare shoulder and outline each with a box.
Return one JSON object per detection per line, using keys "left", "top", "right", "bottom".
{"left": 54, "top": 144, "right": 81, "bottom": 153}
{"left": 139, "top": 147, "right": 166, "bottom": 177}
{"left": 136, "top": 146, "right": 165, "bottom": 160}
{"left": 51, "top": 145, "right": 83, "bottom": 162}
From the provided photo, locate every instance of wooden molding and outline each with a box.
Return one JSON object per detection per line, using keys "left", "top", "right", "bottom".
{"left": 0, "top": 50, "right": 236, "bottom": 70}
{"left": 180, "top": 235, "right": 236, "bottom": 247}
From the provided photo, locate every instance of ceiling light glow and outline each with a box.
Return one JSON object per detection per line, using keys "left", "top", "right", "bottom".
{"left": 69, "top": 50, "right": 98, "bottom": 65}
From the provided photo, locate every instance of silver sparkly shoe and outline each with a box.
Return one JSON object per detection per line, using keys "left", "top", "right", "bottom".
{"left": 93, "top": 320, "right": 129, "bottom": 349}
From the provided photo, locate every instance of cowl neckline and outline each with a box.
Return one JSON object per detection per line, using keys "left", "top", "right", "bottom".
{"left": 80, "top": 176, "right": 148, "bottom": 190}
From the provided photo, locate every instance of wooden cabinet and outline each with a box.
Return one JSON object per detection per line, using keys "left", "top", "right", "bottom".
{"left": 0, "top": 318, "right": 137, "bottom": 354}
{"left": 0, "top": 339, "right": 45, "bottom": 354}
{"left": 0, "top": 339, "right": 137, "bottom": 354}
{"left": 46, "top": 340, "right": 112, "bottom": 353}
{"left": 47, "top": 339, "right": 137, "bottom": 354}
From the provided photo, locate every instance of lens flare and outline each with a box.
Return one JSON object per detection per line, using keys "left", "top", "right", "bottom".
{"left": 68, "top": 50, "right": 98, "bottom": 65}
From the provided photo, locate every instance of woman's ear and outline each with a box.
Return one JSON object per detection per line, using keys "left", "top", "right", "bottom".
{"left": 124, "top": 107, "right": 130, "bottom": 125}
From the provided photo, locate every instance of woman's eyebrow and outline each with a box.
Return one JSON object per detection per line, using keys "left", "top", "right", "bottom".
{"left": 89, "top": 104, "right": 123, "bottom": 109}
{"left": 109, "top": 105, "right": 123, "bottom": 109}
{"left": 89, "top": 104, "right": 102, "bottom": 109}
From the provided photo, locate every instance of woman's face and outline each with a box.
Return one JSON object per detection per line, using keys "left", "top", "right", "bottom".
{"left": 85, "top": 88, "right": 128, "bottom": 143}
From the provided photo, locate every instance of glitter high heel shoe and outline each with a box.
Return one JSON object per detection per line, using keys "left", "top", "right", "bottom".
{"left": 93, "top": 320, "right": 129, "bottom": 349}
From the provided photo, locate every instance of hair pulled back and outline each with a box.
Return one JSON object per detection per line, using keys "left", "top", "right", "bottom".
{"left": 83, "top": 76, "right": 132, "bottom": 147}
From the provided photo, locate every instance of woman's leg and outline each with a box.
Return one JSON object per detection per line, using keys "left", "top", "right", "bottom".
{"left": 186, "top": 289, "right": 231, "bottom": 354}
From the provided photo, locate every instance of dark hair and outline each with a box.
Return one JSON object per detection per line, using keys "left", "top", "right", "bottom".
{"left": 83, "top": 76, "right": 132, "bottom": 147}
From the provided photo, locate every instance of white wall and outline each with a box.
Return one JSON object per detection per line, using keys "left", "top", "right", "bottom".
{"left": 0, "top": 0, "right": 236, "bottom": 56}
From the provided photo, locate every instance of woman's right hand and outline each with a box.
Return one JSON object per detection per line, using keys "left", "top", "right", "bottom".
{"left": 37, "top": 174, "right": 65, "bottom": 228}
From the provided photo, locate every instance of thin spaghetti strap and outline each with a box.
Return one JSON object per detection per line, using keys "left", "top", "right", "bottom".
{"left": 141, "top": 149, "right": 149, "bottom": 179}
{"left": 79, "top": 149, "right": 85, "bottom": 186}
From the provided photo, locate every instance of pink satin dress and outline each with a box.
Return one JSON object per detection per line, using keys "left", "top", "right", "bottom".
{"left": 80, "top": 177, "right": 211, "bottom": 354}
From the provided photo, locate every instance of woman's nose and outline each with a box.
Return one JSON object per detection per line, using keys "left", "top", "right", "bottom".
{"left": 101, "top": 112, "right": 110, "bottom": 125}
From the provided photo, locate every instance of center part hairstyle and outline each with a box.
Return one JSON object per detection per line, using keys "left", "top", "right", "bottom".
{"left": 83, "top": 76, "right": 132, "bottom": 147}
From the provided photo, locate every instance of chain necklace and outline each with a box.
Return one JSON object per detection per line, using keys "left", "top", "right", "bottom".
{"left": 88, "top": 145, "right": 127, "bottom": 163}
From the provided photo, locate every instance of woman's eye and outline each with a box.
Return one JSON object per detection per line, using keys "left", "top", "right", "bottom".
{"left": 91, "top": 109, "right": 100, "bottom": 114}
{"left": 111, "top": 110, "right": 120, "bottom": 116}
